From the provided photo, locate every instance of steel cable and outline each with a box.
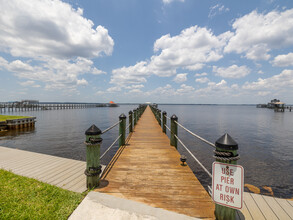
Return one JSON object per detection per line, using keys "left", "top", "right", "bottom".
{"left": 100, "top": 134, "right": 122, "bottom": 160}
{"left": 102, "top": 121, "right": 121, "bottom": 134}
{"left": 175, "top": 134, "right": 212, "bottom": 178}
{"left": 175, "top": 121, "right": 215, "bottom": 148}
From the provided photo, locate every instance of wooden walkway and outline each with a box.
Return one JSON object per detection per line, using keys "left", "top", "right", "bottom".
{"left": 0, "top": 146, "right": 87, "bottom": 193}
{"left": 239, "top": 192, "right": 293, "bottom": 220}
{"left": 1, "top": 105, "right": 293, "bottom": 219}
{"left": 96, "top": 106, "right": 215, "bottom": 219}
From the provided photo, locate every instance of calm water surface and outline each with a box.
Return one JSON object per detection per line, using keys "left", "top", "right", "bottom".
{"left": 1, "top": 105, "right": 292, "bottom": 198}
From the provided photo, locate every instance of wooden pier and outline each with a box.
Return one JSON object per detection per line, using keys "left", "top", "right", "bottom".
{"left": 1, "top": 105, "right": 293, "bottom": 219}
{"left": 96, "top": 106, "right": 215, "bottom": 219}
{"left": 0, "top": 102, "right": 98, "bottom": 113}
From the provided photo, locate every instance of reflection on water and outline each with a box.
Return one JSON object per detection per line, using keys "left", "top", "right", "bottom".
{"left": 0, "top": 105, "right": 292, "bottom": 198}
{"left": 1, "top": 127, "right": 36, "bottom": 137}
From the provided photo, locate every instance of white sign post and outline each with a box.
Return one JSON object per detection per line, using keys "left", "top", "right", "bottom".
{"left": 212, "top": 162, "right": 244, "bottom": 209}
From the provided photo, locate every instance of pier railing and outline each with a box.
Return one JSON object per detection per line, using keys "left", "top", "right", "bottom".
{"left": 83, "top": 104, "right": 147, "bottom": 188}
{"left": 0, "top": 102, "right": 100, "bottom": 113}
{"left": 149, "top": 104, "right": 241, "bottom": 219}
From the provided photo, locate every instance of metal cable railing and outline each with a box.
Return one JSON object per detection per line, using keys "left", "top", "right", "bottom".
{"left": 165, "top": 124, "right": 171, "bottom": 132}
{"left": 175, "top": 121, "right": 215, "bottom": 148}
{"left": 175, "top": 134, "right": 212, "bottom": 178}
{"left": 100, "top": 134, "right": 122, "bottom": 160}
{"left": 102, "top": 121, "right": 121, "bottom": 134}
{"left": 165, "top": 116, "right": 171, "bottom": 120}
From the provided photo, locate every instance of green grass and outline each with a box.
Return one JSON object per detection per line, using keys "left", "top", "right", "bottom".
{"left": 0, "top": 115, "right": 30, "bottom": 122}
{"left": 0, "top": 169, "right": 85, "bottom": 219}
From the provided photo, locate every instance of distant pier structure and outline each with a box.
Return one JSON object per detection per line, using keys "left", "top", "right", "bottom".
{"left": 0, "top": 100, "right": 98, "bottom": 113}
{"left": 257, "top": 99, "right": 292, "bottom": 112}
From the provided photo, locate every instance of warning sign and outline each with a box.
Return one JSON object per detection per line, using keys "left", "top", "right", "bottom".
{"left": 212, "top": 162, "right": 244, "bottom": 209}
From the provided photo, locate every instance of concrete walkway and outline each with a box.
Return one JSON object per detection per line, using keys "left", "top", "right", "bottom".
{"left": 69, "top": 191, "right": 200, "bottom": 220}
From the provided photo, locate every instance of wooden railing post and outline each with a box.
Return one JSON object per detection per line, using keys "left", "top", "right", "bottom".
{"left": 129, "top": 111, "right": 133, "bottom": 133}
{"left": 214, "top": 133, "right": 239, "bottom": 220}
{"left": 162, "top": 111, "right": 167, "bottom": 133}
{"left": 84, "top": 125, "right": 102, "bottom": 189}
{"left": 133, "top": 109, "right": 137, "bottom": 125}
{"left": 158, "top": 109, "right": 161, "bottom": 126}
{"left": 119, "top": 114, "right": 126, "bottom": 147}
{"left": 170, "top": 114, "right": 178, "bottom": 148}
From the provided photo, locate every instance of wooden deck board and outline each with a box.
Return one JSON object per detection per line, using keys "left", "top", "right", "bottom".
{"left": 95, "top": 106, "right": 215, "bottom": 219}
{"left": 262, "top": 194, "right": 291, "bottom": 220}
{"left": 0, "top": 146, "right": 87, "bottom": 193}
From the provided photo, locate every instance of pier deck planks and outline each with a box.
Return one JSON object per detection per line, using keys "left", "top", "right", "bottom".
{"left": 0, "top": 146, "right": 87, "bottom": 193}
{"left": 95, "top": 106, "right": 215, "bottom": 219}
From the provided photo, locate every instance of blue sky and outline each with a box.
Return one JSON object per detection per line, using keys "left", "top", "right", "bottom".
{"left": 0, "top": 0, "right": 293, "bottom": 104}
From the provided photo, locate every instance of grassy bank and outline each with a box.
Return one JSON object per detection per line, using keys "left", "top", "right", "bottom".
{"left": 0, "top": 115, "right": 29, "bottom": 122}
{"left": 0, "top": 169, "right": 85, "bottom": 219}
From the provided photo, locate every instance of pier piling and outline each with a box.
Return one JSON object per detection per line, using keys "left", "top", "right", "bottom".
{"left": 85, "top": 125, "right": 103, "bottom": 189}
{"left": 214, "top": 133, "right": 239, "bottom": 220}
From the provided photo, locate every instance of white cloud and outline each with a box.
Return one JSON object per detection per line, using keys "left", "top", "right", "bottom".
{"left": 242, "top": 69, "right": 293, "bottom": 91}
{"left": 196, "top": 77, "right": 210, "bottom": 83}
{"left": 111, "top": 25, "right": 233, "bottom": 87}
{"left": 19, "top": 80, "right": 41, "bottom": 88}
{"left": 162, "top": 0, "right": 184, "bottom": 4}
{"left": 195, "top": 72, "right": 208, "bottom": 77}
{"left": 77, "top": 78, "right": 88, "bottom": 86}
{"left": 209, "top": 4, "right": 230, "bottom": 18}
{"left": 0, "top": 0, "right": 114, "bottom": 59}
{"left": 213, "top": 65, "right": 251, "bottom": 78}
{"left": 111, "top": 61, "right": 149, "bottom": 86}
{"left": 225, "top": 9, "right": 293, "bottom": 60}
{"left": 0, "top": 56, "right": 100, "bottom": 90}
{"left": 173, "top": 73, "right": 187, "bottom": 83}
{"left": 107, "top": 86, "right": 122, "bottom": 92}
{"left": 272, "top": 52, "right": 293, "bottom": 67}
{"left": 125, "top": 84, "right": 145, "bottom": 89}
{"left": 176, "top": 84, "right": 195, "bottom": 94}
{"left": 258, "top": 70, "right": 264, "bottom": 74}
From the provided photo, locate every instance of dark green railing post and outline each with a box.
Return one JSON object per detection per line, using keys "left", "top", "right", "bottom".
{"left": 170, "top": 114, "right": 178, "bottom": 148}
{"left": 214, "top": 133, "right": 239, "bottom": 220}
{"left": 84, "top": 125, "right": 102, "bottom": 189}
{"left": 158, "top": 110, "right": 161, "bottom": 126}
{"left": 119, "top": 114, "right": 126, "bottom": 147}
{"left": 133, "top": 109, "right": 137, "bottom": 125}
{"left": 129, "top": 111, "right": 133, "bottom": 133}
{"left": 136, "top": 108, "right": 139, "bottom": 122}
{"left": 162, "top": 111, "right": 166, "bottom": 133}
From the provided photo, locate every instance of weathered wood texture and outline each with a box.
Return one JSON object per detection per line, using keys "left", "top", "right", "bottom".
{"left": 236, "top": 192, "right": 293, "bottom": 220}
{"left": 95, "top": 106, "right": 215, "bottom": 219}
{"left": 0, "top": 146, "right": 87, "bottom": 193}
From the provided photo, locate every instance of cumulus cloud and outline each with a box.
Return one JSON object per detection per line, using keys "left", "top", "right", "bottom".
{"left": 0, "top": 0, "right": 114, "bottom": 59}
{"left": 242, "top": 69, "right": 293, "bottom": 91}
{"left": 196, "top": 77, "right": 210, "bottom": 83}
{"left": 225, "top": 9, "right": 293, "bottom": 60}
{"left": 195, "top": 72, "right": 208, "bottom": 77}
{"left": 272, "top": 52, "right": 293, "bottom": 66}
{"left": 0, "top": 0, "right": 111, "bottom": 93}
{"left": 213, "top": 65, "right": 251, "bottom": 78}
{"left": 173, "top": 73, "right": 187, "bottom": 83}
{"left": 111, "top": 25, "right": 232, "bottom": 87}
{"left": 0, "top": 56, "right": 99, "bottom": 90}
{"left": 19, "top": 80, "right": 41, "bottom": 88}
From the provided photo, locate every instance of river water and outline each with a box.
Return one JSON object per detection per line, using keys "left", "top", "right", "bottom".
{"left": 0, "top": 104, "right": 292, "bottom": 198}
